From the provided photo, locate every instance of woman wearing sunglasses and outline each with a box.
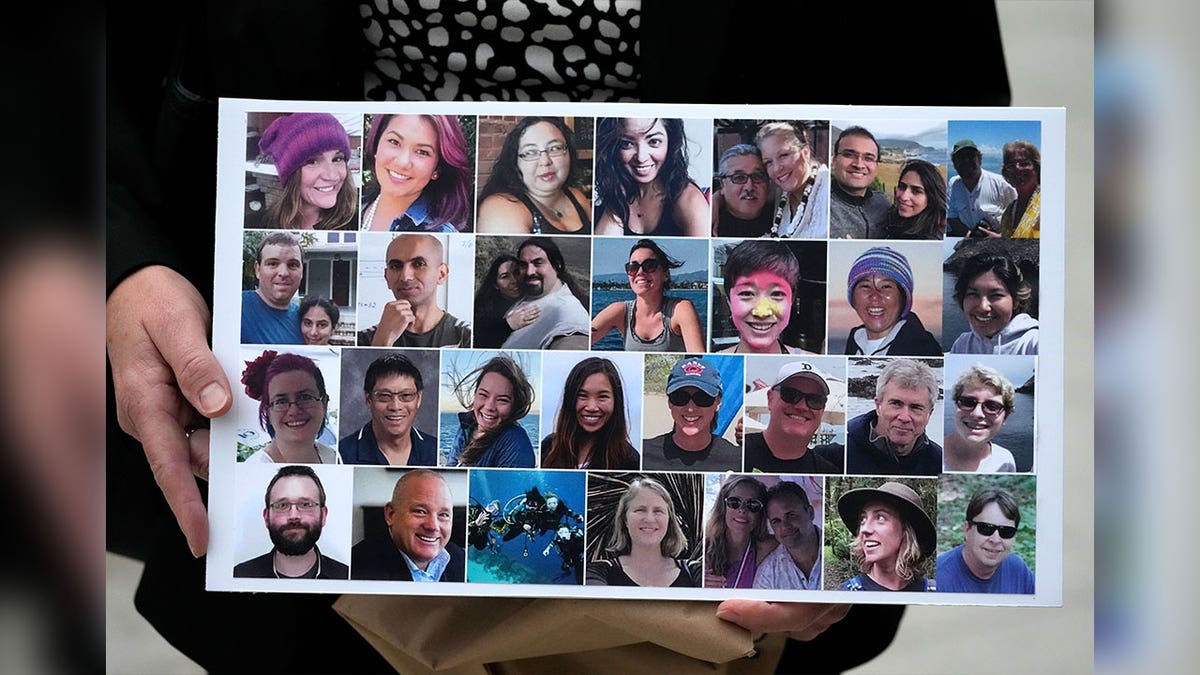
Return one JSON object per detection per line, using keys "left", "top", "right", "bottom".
{"left": 943, "top": 364, "right": 1018, "bottom": 472}
{"left": 642, "top": 357, "right": 741, "bottom": 472}
{"left": 590, "top": 239, "right": 704, "bottom": 353}
{"left": 702, "top": 475, "right": 776, "bottom": 588}
{"left": 477, "top": 116, "right": 592, "bottom": 235}
{"left": 240, "top": 349, "right": 342, "bottom": 465}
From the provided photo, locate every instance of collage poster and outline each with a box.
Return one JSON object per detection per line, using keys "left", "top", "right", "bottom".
{"left": 207, "top": 99, "right": 1064, "bottom": 606}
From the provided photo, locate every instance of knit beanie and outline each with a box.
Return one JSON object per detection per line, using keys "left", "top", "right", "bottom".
{"left": 258, "top": 113, "right": 351, "bottom": 185}
{"left": 846, "top": 246, "right": 914, "bottom": 317}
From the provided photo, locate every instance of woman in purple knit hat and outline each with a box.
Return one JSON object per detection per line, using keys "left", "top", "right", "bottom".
{"left": 258, "top": 112, "right": 357, "bottom": 230}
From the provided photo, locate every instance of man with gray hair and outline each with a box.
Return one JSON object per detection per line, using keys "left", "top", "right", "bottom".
{"left": 846, "top": 359, "right": 942, "bottom": 475}
{"left": 712, "top": 144, "right": 772, "bottom": 237}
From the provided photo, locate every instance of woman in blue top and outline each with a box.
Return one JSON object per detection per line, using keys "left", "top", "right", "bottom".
{"left": 361, "top": 114, "right": 473, "bottom": 232}
{"left": 835, "top": 481, "right": 935, "bottom": 592}
{"left": 447, "top": 355, "right": 536, "bottom": 468}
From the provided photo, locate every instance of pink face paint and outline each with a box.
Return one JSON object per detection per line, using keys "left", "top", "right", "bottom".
{"left": 728, "top": 270, "right": 793, "bottom": 352}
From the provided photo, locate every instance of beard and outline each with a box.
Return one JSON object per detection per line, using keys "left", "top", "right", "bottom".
{"left": 268, "top": 520, "right": 323, "bottom": 556}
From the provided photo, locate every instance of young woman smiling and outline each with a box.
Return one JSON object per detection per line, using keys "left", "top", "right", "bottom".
{"left": 447, "top": 355, "right": 536, "bottom": 468}
{"left": 541, "top": 357, "right": 639, "bottom": 470}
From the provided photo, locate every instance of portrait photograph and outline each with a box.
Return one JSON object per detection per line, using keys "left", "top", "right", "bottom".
{"left": 338, "top": 348, "right": 442, "bottom": 466}
{"left": 438, "top": 349, "right": 543, "bottom": 468}
{"left": 935, "top": 473, "right": 1036, "bottom": 594}
{"left": 235, "top": 345, "right": 342, "bottom": 464}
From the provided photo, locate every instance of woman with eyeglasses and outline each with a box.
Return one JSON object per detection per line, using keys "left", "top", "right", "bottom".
{"left": 642, "top": 357, "right": 741, "bottom": 472}
{"left": 477, "top": 117, "right": 592, "bottom": 235}
{"left": 541, "top": 357, "right": 640, "bottom": 470}
{"left": 943, "top": 365, "right": 1018, "bottom": 472}
{"left": 998, "top": 140, "right": 1041, "bottom": 238}
{"left": 446, "top": 355, "right": 536, "bottom": 468}
{"left": 586, "top": 476, "right": 701, "bottom": 587}
{"left": 590, "top": 239, "right": 704, "bottom": 353}
{"left": 950, "top": 252, "right": 1039, "bottom": 355}
{"left": 881, "top": 159, "right": 947, "bottom": 240}
{"left": 594, "top": 117, "right": 709, "bottom": 237}
{"left": 754, "top": 122, "right": 830, "bottom": 239}
{"left": 240, "top": 349, "right": 342, "bottom": 464}
{"left": 361, "top": 114, "right": 473, "bottom": 232}
{"left": 703, "top": 476, "right": 776, "bottom": 588}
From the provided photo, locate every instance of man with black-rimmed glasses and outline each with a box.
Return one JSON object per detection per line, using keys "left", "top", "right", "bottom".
{"left": 744, "top": 361, "right": 843, "bottom": 473}
{"left": 234, "top": 465, "right": 349, "bottom": 579}
{"left": 936, "top": 486, "right": 1035, "bottom": 594}
{"left": 339, "top": 353, "right": 437, "bottom": 466}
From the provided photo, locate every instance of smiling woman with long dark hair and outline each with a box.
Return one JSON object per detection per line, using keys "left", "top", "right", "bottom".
{"left": 447, "top": 355, "right": 535, "bottom": 468}
{"left": 541, "top": 357, "right": 639, "bottom": 470}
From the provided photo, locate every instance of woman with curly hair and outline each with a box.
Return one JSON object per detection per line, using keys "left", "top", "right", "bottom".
{"left": 240, "top": 350, "right": 341, "bottom": 464}
{"left": 593, "top": 117, "right": 708, "bottom": 237}
{"left": 836, "top": 481, "right": 934, "bottom": 591}
{"left": 447, "top": 355, "right": 536, "bottom": 468}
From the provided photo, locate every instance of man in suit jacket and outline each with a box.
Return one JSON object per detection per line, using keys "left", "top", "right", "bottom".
{"left": 351, "top": 470, "right": 465, "bottom": 582}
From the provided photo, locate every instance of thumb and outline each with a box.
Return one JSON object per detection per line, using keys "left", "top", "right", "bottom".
{"left": 147, "top": 280, "right": 233, "bottom": 419}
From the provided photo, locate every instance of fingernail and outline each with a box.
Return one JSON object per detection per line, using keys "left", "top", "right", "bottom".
{"left": 716, "top": 607, "right": 740, "bottom": 623}
{"left": 199, "top": 382, "right": 228, "bottom": 415}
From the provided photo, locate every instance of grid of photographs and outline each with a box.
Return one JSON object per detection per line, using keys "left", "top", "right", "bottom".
{"left": 224, "top": 109, "right": 1048, "bottom": 599}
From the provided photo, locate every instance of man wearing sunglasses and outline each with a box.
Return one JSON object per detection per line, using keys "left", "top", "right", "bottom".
{"left": 234, "top": 465, "right": 349, "bottom": 579}
{"left": 712, "top": 144, "right": 772, "bottom": 238}
{"left": 643, "top": 356, "right": 742, "bottom": 472}
{"left": 754, "top": 481, "right": 823, "bottom": 590}
{"left": 745, "top": 362, "right": 843, "bottom": 473}
{"left": 936, "top": 486, "right": 1035, "bottom": 594}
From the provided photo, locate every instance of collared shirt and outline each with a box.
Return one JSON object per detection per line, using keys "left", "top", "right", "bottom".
{"left": 399, "top": 548, "right": 451, "bottom": 582}
{"left": 753, "top": 541, "right": 823, "bottom": 590}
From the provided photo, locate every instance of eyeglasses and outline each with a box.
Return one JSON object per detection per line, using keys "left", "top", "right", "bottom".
{"left": 268, "top": 500, "right": 321, "bottom": 514}
{"left": 517, "top": 143, "right": 568, "bottom": 162}
{"left": 724, "top": 496, "right": 764, "bottom": 513}
{"left": 624, "top": 258, "right": 663, "bottom": 275}
{"left": 836, "top": 149, "right": 878, "bottom": 164}
{"left": 773, "top": 385, "right": 827, "bottom": 409}
{"left": 721, "top": 171, "right": 768, "bottom": 185}
{"left": 372, "top": 389, "right": 419, "bottom": 404}
{"left": 969, "top": 520, "right": 1017, "bottom": 539}
{"left": 954, "top": 395, "right": 1006, "bottom": 416}
{"left": 268, "top": 393, "right": 327, "bottom": 413}
{"left": 667, "top": 389, "right": 717, "bottom": 407}
{"left": 1003, "top": 160, "right": 1036, "bottom": 171}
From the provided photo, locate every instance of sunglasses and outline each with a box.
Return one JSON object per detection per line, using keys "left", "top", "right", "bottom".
{"left": 667, "top": 389, "right": 717, "bottom": 407}
{"left": 969, "top": 520, "right": 1017, "bottom": 539}
{"left": 724, "top": 496, "right": 764, "bottom": 513}
{"left": 773, "top": 385, "right": 827, "bottom": 409}
{"left": 954, "top": 395, "right": 1006, "bottom": 416}
{"left": 625, "top": 258, "right": 663, "bottom": 275}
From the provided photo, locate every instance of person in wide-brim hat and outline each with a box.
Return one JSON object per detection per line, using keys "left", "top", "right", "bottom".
{"left": 836, "top": 481, "right": 936, "bottom": 592}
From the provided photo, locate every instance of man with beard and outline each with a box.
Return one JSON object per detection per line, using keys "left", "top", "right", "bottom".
{"left": 358, "top": 233, "right": 472, "bottom": 347}
{"left": 754, "top": 481, "right": 822, "bottom": 590}
{"left": 712, "top": 144, "right": 772, "bottom": 238}
{"left": 500, "top": 237, "right": 590, "bottom": 350}
{"left": 234, "top": 465, "right": 348, "bottom": 578}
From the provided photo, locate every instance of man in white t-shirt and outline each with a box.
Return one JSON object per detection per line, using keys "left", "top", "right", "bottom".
{"left": 946, "top": 139, "right": 1017, "bottom": 237}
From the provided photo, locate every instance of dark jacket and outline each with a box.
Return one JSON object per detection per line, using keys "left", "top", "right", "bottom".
{"left": 350, "top": 535, "right": 465, "bottom": 582}
{"left": 845, "top": 411, "right": 943, "bottom": 477}
{"left": 845, "top": 311, "right": 944, "bottom": 357}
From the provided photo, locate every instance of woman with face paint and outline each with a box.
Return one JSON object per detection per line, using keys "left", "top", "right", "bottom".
{"left": 718, "top": 240, "right": 816, "bottom": 354}
{"left": 843, "top": 246, "right": 942, "bottom": 357}
{"left": 256, "top": 113, "right": 357, "bottom": 230}
{"left": 447, "top": 355, "right": 536, "bottom": 468}
{"left": 593, "top": 118, "right": 709, "bottom": 237}
{"left": 240, "top": 350, "right": 341, "bottom": 464}
{"left": 590, "top": 239, "right": 704, "bottom": 353}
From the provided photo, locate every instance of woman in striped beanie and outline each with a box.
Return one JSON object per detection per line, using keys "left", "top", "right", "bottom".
{"left": 258, "top": 112, "right": 357, "bottom": 230}
{"left": 844, "top": 246, "right": 942, "bottom": 356}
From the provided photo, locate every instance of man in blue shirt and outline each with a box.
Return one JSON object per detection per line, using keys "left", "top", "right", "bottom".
{"left": 936, "top": 486, "right": 1035, "bottom": 594}
{"left": 339, "top": 353, "right": 438, "bottom": 466}
{"left": 351, "top": 470, "right": 465, "bottom": 582}
{"left": 242, "top": 232, "right": 305, "bottom": 344}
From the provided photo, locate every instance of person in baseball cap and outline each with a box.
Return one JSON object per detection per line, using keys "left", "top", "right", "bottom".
{"left": 844, "top": 246, "right": 942, "bottom": 356}
{"left": 836, "top": 480, "right": 935, "bottom": 592}
{"left": 744, "top": 360, "right": 843, "bottom": 474}
{"left": 643, "top": 356, "right": 741, "bottom": 472}
{"left": 946, "top": 134, "right": 1017, "bottom": 237}
{"left": 257, "top": 112, "right": 357, "bottom": 230}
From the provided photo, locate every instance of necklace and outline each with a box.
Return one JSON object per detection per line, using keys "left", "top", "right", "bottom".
{"left": 769, "top": 169, "right": 817, "bottom": 238}
{"left": 274, "top": 549, "right": 321, "bottom": 578}
{"left": 530, "top": 193, "right": 565, "bottom": 220}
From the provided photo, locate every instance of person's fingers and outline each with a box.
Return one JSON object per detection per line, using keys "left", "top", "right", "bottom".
{"left": 715, "top": 600, "right": 852, "bottom": 640}
{"left": 188, "top": 427, "right": 212, "bottom": 482}
{"left": 128, "top": 392, "right": 210, "bottom": 557}
{"left": 149, "top": 306, "right": 231, "bottom": 418}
